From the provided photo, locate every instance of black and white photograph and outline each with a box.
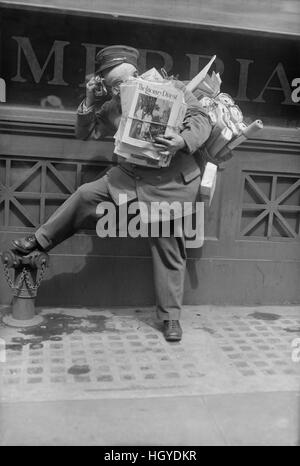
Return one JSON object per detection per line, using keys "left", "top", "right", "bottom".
{"left": 0, "top": 0, "right": 299, "bottom": 449}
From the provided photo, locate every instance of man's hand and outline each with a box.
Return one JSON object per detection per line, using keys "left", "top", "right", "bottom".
{"left": 85, "top": 76, "right": 107, "bottom": 108}
{"left": 154, "top": 134, "right": 186, "bottom": 157}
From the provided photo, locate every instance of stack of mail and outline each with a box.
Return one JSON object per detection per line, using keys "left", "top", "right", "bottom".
{"left": 114, "top": 69, "right": 187, "bottom": 168}
{"left": 186, "top": 56, "right": 263, "bottom": 164}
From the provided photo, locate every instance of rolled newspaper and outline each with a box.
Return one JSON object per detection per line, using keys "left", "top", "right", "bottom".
{"left": 229, "top": 105, "right": 244, "bottom": 124}
{"left": 215, "top": 120, "right": 264, "bottom": 161}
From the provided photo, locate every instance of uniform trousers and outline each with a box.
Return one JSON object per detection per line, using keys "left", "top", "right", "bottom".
{"left": 35, "top": 173, "right": 187, "bottom": 321}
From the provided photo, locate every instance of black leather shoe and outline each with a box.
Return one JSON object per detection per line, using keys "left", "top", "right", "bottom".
{"left": 12, "top": 235, "right": 42, "bottom": 255}
{"left": 163, "top": 320, "right": 182, "bottom": 342}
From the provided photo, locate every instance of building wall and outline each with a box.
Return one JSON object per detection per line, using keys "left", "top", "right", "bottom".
{"left": 3, "top": 0, "right": 300, "bottom": 35}
{"left": 0, "top": 110, "right": 299, "bottom": 306}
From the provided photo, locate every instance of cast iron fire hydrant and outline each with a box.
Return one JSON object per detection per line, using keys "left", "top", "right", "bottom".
{"left": 1, "top": 249, "right": 49, "bottom": 327}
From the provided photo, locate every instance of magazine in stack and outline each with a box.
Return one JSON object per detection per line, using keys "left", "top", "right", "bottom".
{"left": 114, "top": 68, "right": 187, "bottom": 168}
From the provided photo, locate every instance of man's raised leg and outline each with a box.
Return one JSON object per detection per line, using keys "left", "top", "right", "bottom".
{"left": 12, "top": 175, "right": 112, "bottom": 253}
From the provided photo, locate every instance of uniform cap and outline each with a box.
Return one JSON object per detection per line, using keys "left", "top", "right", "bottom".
{"left": 96, "top": 45, "right": 139, "bottom": 74}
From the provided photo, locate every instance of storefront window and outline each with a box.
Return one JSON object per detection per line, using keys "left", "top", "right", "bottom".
{"left": 0, "top": 5, "right": 299, "bottom": 126}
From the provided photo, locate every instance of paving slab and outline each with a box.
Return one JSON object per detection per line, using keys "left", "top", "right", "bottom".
{"left": 0, "top": 305, "right": 299, "bottom": 445}
{"left": 0, "top": 396, "right": 228, "bottom": 446}
{"left": 203, "top": 391, "right": 300, "bottom": 446}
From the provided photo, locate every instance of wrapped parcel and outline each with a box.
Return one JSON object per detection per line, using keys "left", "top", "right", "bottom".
{"left": 185, "top": 55, "right": 263, "bottom": 204}
{"left": 186, "top": 56, "right": 263, "bottom": 164}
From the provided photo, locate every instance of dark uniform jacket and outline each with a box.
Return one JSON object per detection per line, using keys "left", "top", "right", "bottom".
{"left": 75, "top": 80, "right": 212, "bottom": 215}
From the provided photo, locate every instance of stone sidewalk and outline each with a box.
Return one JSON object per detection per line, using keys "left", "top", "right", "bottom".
{"left": 0, "top": 305, "right": 299, "bottom": 445}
